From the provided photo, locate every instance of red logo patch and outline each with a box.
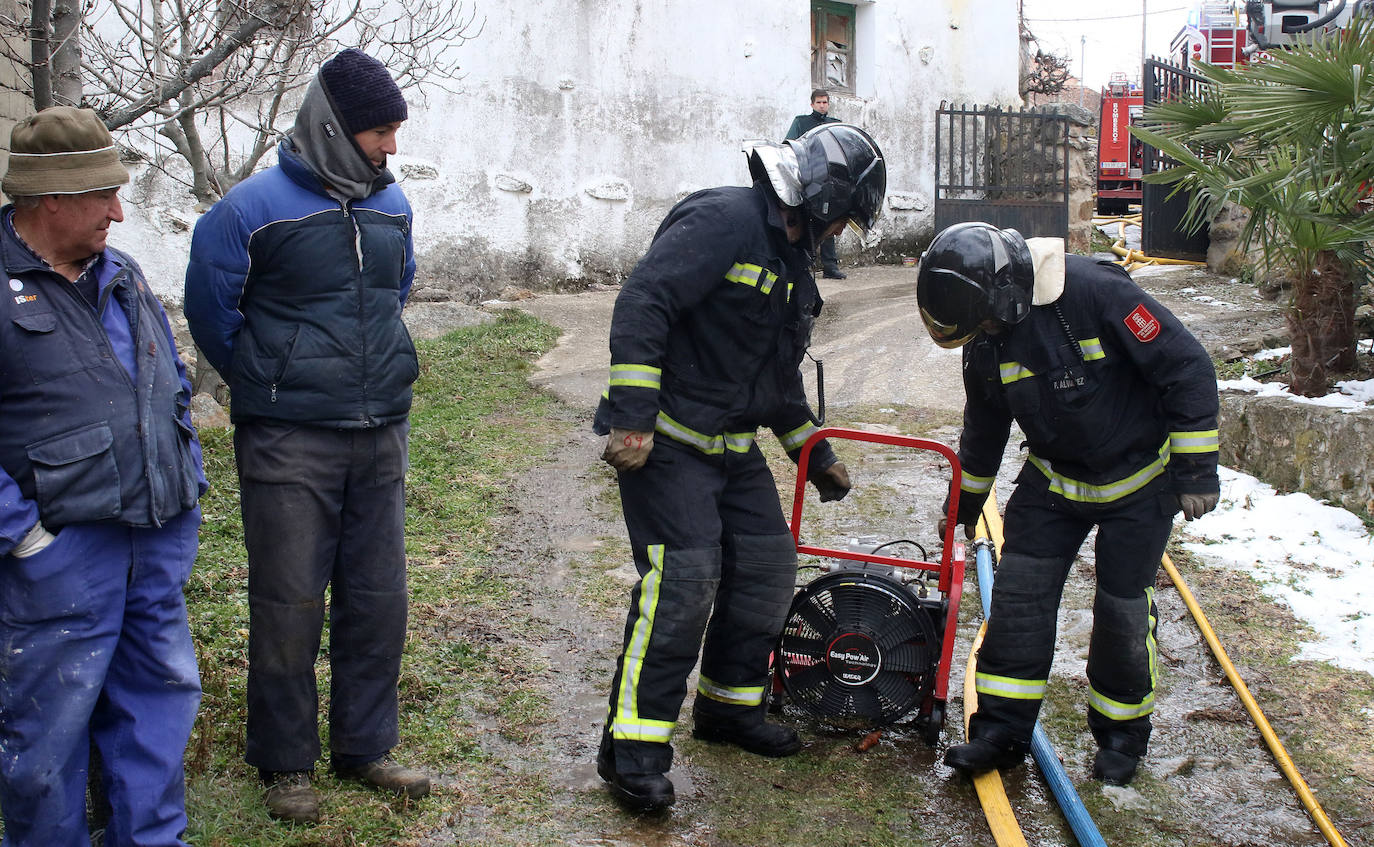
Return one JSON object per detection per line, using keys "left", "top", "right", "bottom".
{"left": 1124, "top": 304, "right": 1160, "bottom": 342}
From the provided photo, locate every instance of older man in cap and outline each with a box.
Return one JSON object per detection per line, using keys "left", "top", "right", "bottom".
{"left": 185, "top": 48, "right": 427, "bottom": 824}
{"left": 0, "top": 106, "right": 206, "bottom": 845}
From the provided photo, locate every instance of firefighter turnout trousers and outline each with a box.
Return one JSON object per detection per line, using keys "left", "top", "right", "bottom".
{"left": 604, "top": 439, "right": 797, "bottom": 776}
{"left": 970, "top": 469, "right": 1176, "bottom": 758}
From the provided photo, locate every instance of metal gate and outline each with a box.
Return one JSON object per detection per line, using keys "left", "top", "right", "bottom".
{"left": 1141, "top": 57, "right": 1212, "bottom": 259}
{"left": 934, "top": 102, "right": 1069, "bottom": 240}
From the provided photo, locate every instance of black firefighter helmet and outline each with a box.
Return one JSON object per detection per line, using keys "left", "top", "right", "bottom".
{"left": 916, "top": 222, "right": 1034, "bottom": 348}
{"left": 747, "top": 123, "right": 886, "bottom": 252}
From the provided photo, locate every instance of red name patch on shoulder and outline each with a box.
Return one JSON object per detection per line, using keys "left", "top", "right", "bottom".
{"left": 1124, "top": 304, "right": 1160, "bottom": 342}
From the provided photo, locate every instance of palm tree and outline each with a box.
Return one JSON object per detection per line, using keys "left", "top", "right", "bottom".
{"left": 1133, "top": 16, "right": 1374, "bottom": 397}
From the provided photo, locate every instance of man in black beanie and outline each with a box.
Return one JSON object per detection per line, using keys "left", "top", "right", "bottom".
{"left": 185, "top": 48, "right": 428, "bottom": 824}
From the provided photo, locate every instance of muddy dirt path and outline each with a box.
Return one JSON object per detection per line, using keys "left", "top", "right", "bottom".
{"left": 448, "top": 264, "right": 1373, "bottom": 846}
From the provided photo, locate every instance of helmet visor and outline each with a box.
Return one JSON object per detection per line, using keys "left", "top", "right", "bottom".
{"left": 917, "top": 267, "right": 988, "bottom": 348}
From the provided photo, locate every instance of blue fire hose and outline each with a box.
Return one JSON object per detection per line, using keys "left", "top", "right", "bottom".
{"left": 972, "top": 539, "right": 1108, "bottom": 847}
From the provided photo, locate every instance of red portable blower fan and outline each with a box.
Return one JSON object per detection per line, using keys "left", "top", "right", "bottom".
{"left": 774, "top": 428, "right": 966, "bottom": 744}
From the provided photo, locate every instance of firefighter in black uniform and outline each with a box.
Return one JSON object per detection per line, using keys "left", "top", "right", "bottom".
{"left": 916, "top": 223, "right": 1220, "bottom": 786}
{"left": 594, "top": 124, "right": 886, "bottom": 811}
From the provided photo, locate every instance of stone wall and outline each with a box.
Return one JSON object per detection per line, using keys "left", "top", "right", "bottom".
{"left": 1219, "top": 392, "right": 1374, "bottom": 516}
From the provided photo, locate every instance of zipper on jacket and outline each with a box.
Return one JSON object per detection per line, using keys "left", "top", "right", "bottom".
{"left": 270, "top": 325, "right": 302, "bottom": 403}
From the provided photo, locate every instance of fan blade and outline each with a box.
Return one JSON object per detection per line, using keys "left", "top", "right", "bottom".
{"left": 784, "top": 661, "right": 834, "bottom": 702}
{"left": 818, "top": 675, "right": 853, "bottom": 715}
{"left": 872, "top": 668, "right": 927, "bottom": 713}
{"left": 791, "top": 594, "right": 837, "bottom": 638}
{"left": 829, "top": 582, "right": 882, "bottom": 630}
{"left": 778, "top": 633, "right": 826, "bottom": 658}
{"left": 848, "top": 683, "right": 885, "bottom": 721}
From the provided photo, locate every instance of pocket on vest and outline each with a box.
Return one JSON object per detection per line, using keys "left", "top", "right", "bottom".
{"left": 27, "top": 423, "right": 122, "bottom": 526}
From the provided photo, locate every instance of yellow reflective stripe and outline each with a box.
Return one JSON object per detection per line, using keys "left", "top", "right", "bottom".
{"left": 1088, "top": 687, "right": 1156, "bottom": 720}
{"left": 611, "top": 718, "right": 676, "bottom": 742}
{"left": 779, "top": 421, "right": 818, "bottom": 453}
{"left": 1079, "top": 337, "right": 1105, "bottom": 361}
{"left": 654, "top": 412, "right": 754, "bottom": 455}
{"left": 608, "top": 363, "right": 662, "bottom": 390}
{"left": 697, "top": 674, "right": 765, "bottom": 706}
{"left": 1170, "top": 429, "right": 1219, "bottom": 454}
{"left": 786, "top": 281, "right": 793, "bottom": 303}
{"left": 612, "top": 544, "right": 665, "bottom": 740}
{"left": 1000, "top": 361, "right": 1035, "bottom": 384}
{"left": 975, "top": 672, "right": 1047, "bottom": 700}
{"left": 725, "top": 262, "right": 779, "bottom": 295}
{"left": 961, "top": 472, "right": 995, "bottom": 495}
{"left": 1028, "top": 439, "right": 1170, "bottom": 504}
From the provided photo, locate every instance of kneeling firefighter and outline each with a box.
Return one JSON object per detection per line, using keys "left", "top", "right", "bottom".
{"left": 917, "top": 223, "right": 1220, "bottom": 786}
{"left": 594, "top": 123, "right": 886, "bottom": 811}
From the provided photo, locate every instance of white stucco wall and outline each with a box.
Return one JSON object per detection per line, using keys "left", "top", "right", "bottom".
{"left": 114, "top": 0, "right": 1021, "bottom": 302}
{"left": 400, "top": 0, "right": 1021, "bottom": 295}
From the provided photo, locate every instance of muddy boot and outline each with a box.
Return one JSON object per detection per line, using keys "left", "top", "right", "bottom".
{"left": 1092, "top": 748, "right": 1140, "bottom": 786}
{"left": 263, "top": 771, "right": 321, "bottom": 824}
{"left": 692, "top": 714, "right": 802, "bottom": 758}
{"left": 943, "top": 737, "right": 1027, "bottom": 774}
{"left": 597, "top": 735, "right": 674, "bottom": 812}
{"left": 334, "top": 755, "right": 431, "bottom": 799}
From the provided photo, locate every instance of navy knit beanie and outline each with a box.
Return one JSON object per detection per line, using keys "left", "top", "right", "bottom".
{"left": 319, "top": 48, "right": 408, "bottom": 134}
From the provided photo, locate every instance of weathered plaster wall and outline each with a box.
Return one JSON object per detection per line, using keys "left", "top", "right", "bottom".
{"left": 399, "top": 0, "right": 1022, "bottom": 298}
{"left": 111, "top": 1, "right": 1020, "bottom": 304}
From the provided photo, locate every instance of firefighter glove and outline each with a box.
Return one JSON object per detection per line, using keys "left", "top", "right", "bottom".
{"left": 938, "top": 517, "right": 978, "bottom": 541}
{"left": 1178, "top": 490, "right": 1220, "bottom": 521}
{"left": 12, "top": 522, "right": 56, "bottom": 558}
{"left": 809, "top": 461, "right": 851, "bottom": 502}
{"left": 603, "top": 428, "right": 654, "bottom": 472}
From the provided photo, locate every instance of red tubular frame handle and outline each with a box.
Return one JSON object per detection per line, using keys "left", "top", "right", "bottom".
{"left": 790, "top": 426, "right": 967, "bottom": 703}
{"left": 790, "top": 426, "right": 964, "bottom": 578}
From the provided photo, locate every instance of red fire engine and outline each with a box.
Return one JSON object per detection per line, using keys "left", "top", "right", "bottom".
{"left": 1171, "top": 1, "right": 1249, "bottom": 69}
{"left": 1095, "top": 72, "right": 1143, "bottom": 215}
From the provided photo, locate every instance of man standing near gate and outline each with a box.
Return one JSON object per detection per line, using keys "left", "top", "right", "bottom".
{"left": 785, "top": 89, "right": 846, "bottom": 279}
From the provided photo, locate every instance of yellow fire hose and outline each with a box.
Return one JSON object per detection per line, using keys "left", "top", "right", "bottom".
{"left": 1160, "top": 553, "right": 1351, "bottom": 847}
{"left": 1091, "top": 213, "right": 1209, "bottom": 272}
{"left": 961, "top": 508, "right": 1029, "bottom": 847}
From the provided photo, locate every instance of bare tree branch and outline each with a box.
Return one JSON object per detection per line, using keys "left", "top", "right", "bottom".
{"left": 100, "top": 1, "right": 298, "bottom": 130}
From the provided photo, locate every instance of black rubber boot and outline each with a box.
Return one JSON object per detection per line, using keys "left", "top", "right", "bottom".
{"left": 822, "top": 266, "right": 848, "bottom": 279}
{"left": 597, "top": 735, "right": 675, "bottom": 812}
{"left": 692, "top": 715, "right": 802, "bottom": 757}
{"left": 943, "top": 737, "right": 1027, "bottom": 774}
{"left": 1092, "top": 748, "right": 1140, "bottom": 786}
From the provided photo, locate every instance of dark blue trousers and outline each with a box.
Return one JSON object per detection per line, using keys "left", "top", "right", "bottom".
{"left": 234, "top": 422, "right": 409, "bottom": 773}
{"left": 0, "top": 509, "right": 202, "bottom": 847}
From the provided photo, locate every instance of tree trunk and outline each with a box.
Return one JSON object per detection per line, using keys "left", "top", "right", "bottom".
{"left": 29, "top": 0, "right": 52, "bottom": 110}
{"left": 1287, "top": 251, "right": 1357, "bottom": 397}
{"left": 51, "top": 0, "right": 82, "bottom": 107}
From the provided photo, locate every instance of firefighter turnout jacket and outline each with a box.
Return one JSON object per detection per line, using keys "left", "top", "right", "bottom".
{"left": 594, "top": 182, "right": 837, "bottom": 471}
{"left": 954, "top": 251, "right": 1219, "bottom": 523}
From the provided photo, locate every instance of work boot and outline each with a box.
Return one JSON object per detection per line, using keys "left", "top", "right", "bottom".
{"left": 597, "top": 738, "right": 675, "bottom": 812}
{"left": 692, "top": 715, "right": 803, "bottom": 757}
{"left": 822, "top": 266, "right": 848, "bottom": 279}
{"left": 1092, "top": 748, "right": 1140, "bottom": 786}
{"left": 334, "top": 755, "right": 431, "bottom": 799}
{"left": 943, "top": 737, "right": 1027, "bottom": 774}
{"left": 263, "top": 771, "right": 321, "bottom": 824}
